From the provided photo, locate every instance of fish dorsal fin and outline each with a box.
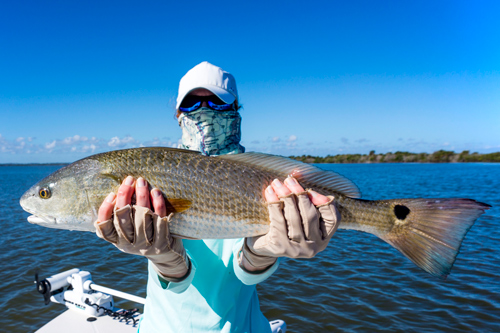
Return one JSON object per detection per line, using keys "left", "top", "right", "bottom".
{"left": 217, "top": 152, "right": 360, "bottom": 198}
{"left": 159, "top": 147, "right": 201, "bottom": 155}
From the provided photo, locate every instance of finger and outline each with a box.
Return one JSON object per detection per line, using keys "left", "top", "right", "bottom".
{"left": 283, "top": 176, "right": 305, "bottom": 193}
{"left": 284, "top": 176, "right": 322, "bottom": 240}
{"left": 135, "top": 177, "right": 151, "bottom": 208}
{"left": 114, "top": 205, "right": 134, "bottom": 243}
{"left": 98, "top": 192, "right": 116, "bottom": 222}
{"left": 95, "top": 192, "right": 118, "bottom": 243}
{"left": 154, "top": 212, "right": 169, "bottom": 246}
{"left": 133, "top": 205, "right": 154, "bottom": 245}
{"left": 281, "top": 195, "right": 305, "bottom": 243}
{"left": 317, "top": 197, "right": 341, "bottom": 241}
{"left": 266, "top": 201, "right": 288, "bottom": 241}
{"left": 116, "top": 176, "right": 135, "bottom": 209}
{"left": 95, "top": 219, "right": 118, "bottom": 244}
{"left": 264, "top": 185, "right": 279, "bottom": 202}
{"left": 151, "top": 188, "right": 167, "bottom": 217}
{"left": 308, "top": 190, "right": 330, "bottom": 206}
{"left": 296, "top": 193, "right": 322, "bottom": 241}
{"left": 152, "top": 198, "right": 171, "bottom": 246}
{"left": 271, "top": 179, "right": 291, "bottom": 197}
{"left": 273, "top": 179, "right": 305, "bottom": 242}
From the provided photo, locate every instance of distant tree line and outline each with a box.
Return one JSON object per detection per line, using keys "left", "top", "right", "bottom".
{"left": 289, "top": 150, "right": 500, "bottom": 163}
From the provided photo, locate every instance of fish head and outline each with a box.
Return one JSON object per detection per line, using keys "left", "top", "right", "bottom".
{"left": 20, "top": 158, "right": 118, "bottom": 232}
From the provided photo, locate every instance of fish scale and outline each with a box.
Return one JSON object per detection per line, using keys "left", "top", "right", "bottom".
{"left": 20, "top": 147, "right": 490, "bottom": 278}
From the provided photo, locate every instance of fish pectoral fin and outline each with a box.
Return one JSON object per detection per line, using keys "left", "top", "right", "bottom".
{"left": 166, "top": 198, "right": 192, "bottom": 214}
{"left": 171, "top": 233, "right": 201, "bottom": 240}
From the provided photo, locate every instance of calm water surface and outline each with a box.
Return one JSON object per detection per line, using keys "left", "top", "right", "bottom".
{"left": 1, "top": 163, "right": 499, "bottom": 332}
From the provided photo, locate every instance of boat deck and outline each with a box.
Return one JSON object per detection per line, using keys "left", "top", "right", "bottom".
{"left": 36, "top": 309, "right": 141, "bottom": 333}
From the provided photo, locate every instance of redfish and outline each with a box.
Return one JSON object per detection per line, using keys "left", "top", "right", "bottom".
{"left": 20, "top": 148, "right": 490, "bottom": 278}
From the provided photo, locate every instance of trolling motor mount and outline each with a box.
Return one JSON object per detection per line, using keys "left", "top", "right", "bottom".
{"left": 34, "top": 268, "right": 114, "bottom": 316}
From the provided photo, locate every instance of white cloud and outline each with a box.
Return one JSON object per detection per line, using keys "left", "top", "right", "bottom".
{"left": 108, "top": 135, "right": 136, "bottom": 148}
{"left": 1, "top": 131, "right": 497, "bottom": 161}
{"left": 246, "top": 135, "right": 304, "bottom": 155}
{"left": 62, "top": 135, "right": 88, "bottom": 145}
{"left": 107, "top": 137, "right": 120, "bottom": 147}
{"left": 81, "top": 144, "right": 97, "bottom": 153}
{"left": 0, "top": 133, "right": 138, "bottom": 156}
{"left": 45, "top": 141, "right": 56, "bottom": 149}
{"left": 141, "top": 137, "right": 175, "bottom": 148}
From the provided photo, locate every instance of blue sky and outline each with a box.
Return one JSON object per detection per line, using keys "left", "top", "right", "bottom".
{"left": 1, "top": 1, "right": 499, "bottom": 163}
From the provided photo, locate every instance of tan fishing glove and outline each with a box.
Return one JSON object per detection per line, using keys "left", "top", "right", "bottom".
{"left": 242, "top": 192, "right": 340, "bottom": 271}
{"left": 95, "top": 205, "right": 190, "bottom": 281}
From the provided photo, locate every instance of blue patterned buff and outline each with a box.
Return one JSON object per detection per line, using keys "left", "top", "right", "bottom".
{"left": 178, "top": 107, "right": 245, "bottom": 156}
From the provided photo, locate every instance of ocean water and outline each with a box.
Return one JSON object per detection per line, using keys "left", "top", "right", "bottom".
{"left": 1, "top": 163, "right": 499, "bottom": 332}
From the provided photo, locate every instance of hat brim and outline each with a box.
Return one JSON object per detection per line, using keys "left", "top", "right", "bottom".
{"left": 176, "top": 84, "right": 237, "bottom": 109}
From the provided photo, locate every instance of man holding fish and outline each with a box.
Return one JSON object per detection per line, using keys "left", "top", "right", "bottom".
{"left": 94, "top": 62, "right": 341, "bottom": 332}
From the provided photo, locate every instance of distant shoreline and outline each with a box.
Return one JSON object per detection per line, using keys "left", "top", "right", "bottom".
{"left": 1, "top": 150, "right": 499, "bottom": 165}
{"left": 289, "top": 150, "right": 500, "bottom": 163}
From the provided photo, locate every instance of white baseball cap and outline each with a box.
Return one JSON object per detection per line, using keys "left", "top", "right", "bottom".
{"left": 176, "top": 61, "right": 238, "bottom": 109}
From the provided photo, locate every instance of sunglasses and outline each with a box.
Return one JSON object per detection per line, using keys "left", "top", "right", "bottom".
{"left": 179, "top": 95, "right": 234, "bottom": 112}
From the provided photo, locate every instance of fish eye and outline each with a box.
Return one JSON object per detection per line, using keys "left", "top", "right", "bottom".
{"left": 39, "top": 188, "right": 51, "bottom": 199}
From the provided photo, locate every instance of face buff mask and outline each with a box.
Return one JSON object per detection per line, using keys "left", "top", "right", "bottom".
{"left": 178, "top": 107, "right": 246, "bottom": 156}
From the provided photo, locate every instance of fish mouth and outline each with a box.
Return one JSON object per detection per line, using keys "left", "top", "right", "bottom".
{"left": 28, "top": 215, "right": 56, "bottom": 224}
{"left": 19, "top": 199, "right": 57, "bottom": 225}
{"left": 27, "top": 214, "right": 57, "bottom": 225}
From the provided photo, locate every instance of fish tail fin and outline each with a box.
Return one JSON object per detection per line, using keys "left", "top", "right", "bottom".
{"left": 380, "top": 198, "right": 490, "bottom": 279}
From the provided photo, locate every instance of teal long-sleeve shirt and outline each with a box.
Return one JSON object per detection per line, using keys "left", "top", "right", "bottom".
{"left": 139, "top": 238, "right": 280, "bottom": 333}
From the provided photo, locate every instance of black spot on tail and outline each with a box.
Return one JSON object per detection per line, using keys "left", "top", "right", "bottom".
{"left": 394, "top": 205, "right": 410, "bottom": 220}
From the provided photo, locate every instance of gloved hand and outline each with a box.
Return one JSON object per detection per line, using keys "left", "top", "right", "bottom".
{"left": 240, "top": 177, "right": 340, "bottom": 272}
{"left": 95, "top": 176, "right": 190, "bottom": 281}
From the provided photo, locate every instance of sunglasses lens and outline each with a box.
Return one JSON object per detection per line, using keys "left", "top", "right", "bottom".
{"left": 207, "top": 96, "right": 233, "bottom": 110}
{"left": 179, "top": 100, "right": 201, "bottom": 112}
{"left": 207, "top": 101, "right": 233, "bottom": 111}
{"left": 179, "top": 95, "right": 234, "bottom": 112}
{"left": 180, "top": 95, "right": 203, "bottom": 112}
